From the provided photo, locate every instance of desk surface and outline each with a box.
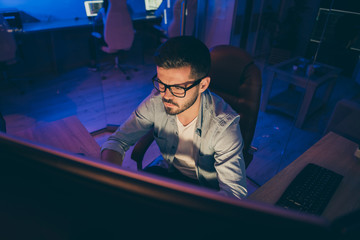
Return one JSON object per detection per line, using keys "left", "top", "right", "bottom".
{"left": 22, "top": 13, "right": 160, "bottom": 33}
{"left": 268, "top": 57, "right": 341, "bottom": 84}
{"left": 22, "top": 19, "right": 93, "bottom": 32}
{"left": 12, "top": 116, "right": 100, "bottom": 159}
{"left": 249, "top": 132, "right": 360, "bottom": 221}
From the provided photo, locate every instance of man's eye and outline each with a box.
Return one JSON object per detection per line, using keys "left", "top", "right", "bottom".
{"left": 173, "top": 86, "right": 184, "bottom": 90}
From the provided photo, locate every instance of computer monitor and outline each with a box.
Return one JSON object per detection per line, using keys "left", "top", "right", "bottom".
{"left": 0, "top": 11, "right": 23, "bottom": 32}
{"left": 144, "top": 0, "right": 163, "bottom": 14}
{"left": 0, "top": 132, "right": 337, "bottom": 239}
{"left": 310, "top": 8, "right": 360, "bottom": 52}
{"left": 84, "top": 0, "right": 104, "bottom": 17}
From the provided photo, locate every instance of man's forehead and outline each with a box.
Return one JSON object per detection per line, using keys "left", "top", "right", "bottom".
{"left": 156, "top": 66, "right": 193, "bottom": 81}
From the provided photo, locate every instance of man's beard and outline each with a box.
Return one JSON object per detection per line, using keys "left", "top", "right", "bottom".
{"left": 162, "top": 93, "right": 198, "bottom": 115}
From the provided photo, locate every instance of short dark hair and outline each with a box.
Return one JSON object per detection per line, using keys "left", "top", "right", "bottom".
{"left": 153, "top": 36, "right": 211, "bottom": 79}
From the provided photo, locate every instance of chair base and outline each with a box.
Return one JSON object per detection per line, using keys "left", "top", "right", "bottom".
{"left": 99, "top": 49, "right": 138, "bottom": 80}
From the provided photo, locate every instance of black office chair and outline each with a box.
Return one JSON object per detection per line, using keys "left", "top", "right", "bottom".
{"left": 208, "top": 45, "right": 262, "bottom": 168}
{"left": 130, "top": 45, "right": 262, "bottom": 173}
{"left": 100, "top": 0, "right": 137, "bottom": 80}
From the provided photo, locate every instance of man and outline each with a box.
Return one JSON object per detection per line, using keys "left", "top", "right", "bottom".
{"left": 101, "top": 36, "right": 247, "bottom": 199}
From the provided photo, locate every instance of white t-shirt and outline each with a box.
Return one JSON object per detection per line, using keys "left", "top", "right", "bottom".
{"left": 172, "top": 116, "right": 198, "bottom": 179}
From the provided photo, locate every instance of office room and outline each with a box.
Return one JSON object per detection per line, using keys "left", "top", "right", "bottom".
{"left": 0, "top": 0, "right": 360, "bottom": 239}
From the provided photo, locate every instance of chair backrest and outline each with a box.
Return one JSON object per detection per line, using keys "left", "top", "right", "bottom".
{"left": 0, "top": 15, "right": 17, "bottom": 63}
{"left": 208, "top": 45, "right": 262, "bottom": 168}
{"left": 168, "top": 0, "right": 197, "bottom": 37}
{"left": 104, "top": 0, "right": 134, "bottom": 51}
{"left": 324, "top": 98, "right": 360, "bottom": 144}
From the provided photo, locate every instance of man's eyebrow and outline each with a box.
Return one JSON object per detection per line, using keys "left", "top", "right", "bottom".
{"left": 157, "top": 78, "right": 188, "bottom": 87}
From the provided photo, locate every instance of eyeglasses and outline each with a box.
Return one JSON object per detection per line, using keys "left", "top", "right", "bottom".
{"left": 152, "top": 74, "right": 205, "bottom": 98}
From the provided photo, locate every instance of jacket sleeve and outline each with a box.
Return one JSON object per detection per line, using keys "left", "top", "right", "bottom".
{"left": 213, "top": 117, "right": 248, "bottom": 199}
{"left": 100, "top": 91, "right": 157, "bottom": 157}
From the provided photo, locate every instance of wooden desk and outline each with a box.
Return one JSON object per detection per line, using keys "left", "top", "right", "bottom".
{"left": 260, "top": 57, "right": 341, "bottom": 128}
{"left": 12, "top": 116, "right": 100, "bottom": 159}
{"left": 249, "top": 132, "right": 360, "bottom": 221}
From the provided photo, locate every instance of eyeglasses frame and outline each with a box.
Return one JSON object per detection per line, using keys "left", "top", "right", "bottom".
{"left": 152, "top": 74, "right": 206, "bottom": 98}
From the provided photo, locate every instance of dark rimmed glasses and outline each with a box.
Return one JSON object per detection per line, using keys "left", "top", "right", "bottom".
{"left": 152, "top": 74, "right": 205, "bottom": 98}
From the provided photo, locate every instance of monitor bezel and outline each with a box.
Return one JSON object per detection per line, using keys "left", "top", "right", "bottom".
{"left": 84, "top": 0, "right": 104, "bottom": 17}
{"left": 0, "top": 132, "right": 335, "bottom": 239}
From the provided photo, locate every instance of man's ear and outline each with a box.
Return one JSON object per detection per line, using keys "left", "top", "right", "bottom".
{"left": 199, "top": 76, "right": 210, "bottom": 93}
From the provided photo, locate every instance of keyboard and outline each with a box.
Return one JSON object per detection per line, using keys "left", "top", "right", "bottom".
{"left": 276, "top": 163, "right": 343, "bottom": 215}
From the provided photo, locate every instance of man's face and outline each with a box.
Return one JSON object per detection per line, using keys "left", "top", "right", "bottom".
{"left": 156, "top": 66, "right": 200, "bottom": 115}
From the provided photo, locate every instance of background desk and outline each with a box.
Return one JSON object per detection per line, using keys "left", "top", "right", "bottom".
{"left": 9, "top": 15, "right": 161, "bottom": 78}
{"left": 18, "top": 19, "right": 95, "bottom": 75}
{"left": 22, "top": 14, "right": 161, "bottom": 33}
{"left": 12, "top": 116, "right": 100, "bottom": 159}
{"left": 249, "top": 132, "right": 360, "bottom": 221}
{"left": 260, "top": 57, "right": 341, "bottom": 128}
{"left": 22, "top": 19, "right": 93, "bottom": 32}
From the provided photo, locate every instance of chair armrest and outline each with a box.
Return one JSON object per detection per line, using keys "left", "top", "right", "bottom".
{"left": 91, "top": 32, "right": 102, "bottom": 39}
{"left": 248, "top": 145, "right": 258, "bottom": 155}
{"left": 131, "top": 129, "right": 155, "bottom": 170}
{"left": 243, "top": 145, "right": 258, "bottom": 168}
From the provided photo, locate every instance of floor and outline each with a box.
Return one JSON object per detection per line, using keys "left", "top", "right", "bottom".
{"left": 1, "top": 52, "right": 359, "bottom": 196}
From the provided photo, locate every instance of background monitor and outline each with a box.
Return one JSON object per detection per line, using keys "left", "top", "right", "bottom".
{"left": 310, "top": 8, "right": 360, "bottom": 51}
{"left": 84, "top": 0, "right": 104, "bottom": 17}
{"left": 144, "top": 0, "right": 163, "bottom": 12}
{"left": 0, "top": 132, "right": 336, "bottom": 239}
{"left": 0, "top": 10, "right": 23, "bottom": 32}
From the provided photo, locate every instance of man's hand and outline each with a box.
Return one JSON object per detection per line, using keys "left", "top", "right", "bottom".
{"left": 101, "top": 149, "right": 124, "bottom": 166}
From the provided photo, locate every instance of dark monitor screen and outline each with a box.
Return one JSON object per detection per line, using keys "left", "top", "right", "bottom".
{"left": 310, "top": 8, "right": 360, "bottom": 51}
{"left": 0, "top": 132, "right": 336, "bottom": 239}
{"left": 0, "top": 11, "right": 23, "bottom": 32}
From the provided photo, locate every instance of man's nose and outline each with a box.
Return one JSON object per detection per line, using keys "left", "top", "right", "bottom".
{"left": 163, "top": 87, "right": 173, "bottom": 98}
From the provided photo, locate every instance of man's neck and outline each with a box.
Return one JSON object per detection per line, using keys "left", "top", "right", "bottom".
{"left": 177, "top": 96, "right": 201, "bottom": 126}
